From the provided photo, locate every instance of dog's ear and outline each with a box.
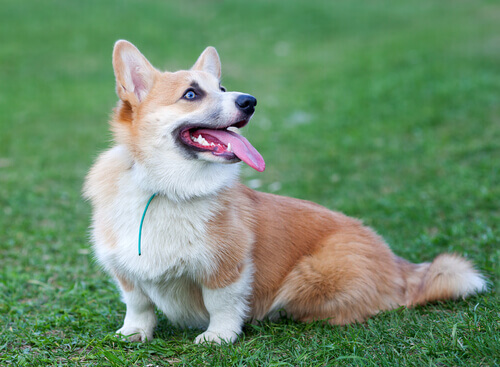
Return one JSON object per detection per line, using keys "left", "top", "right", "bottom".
{"left": 112, "top": 40, "right": 157, "bottom": 106}
{"left": 191, "top": 47, "right": 221, "bottom": 79}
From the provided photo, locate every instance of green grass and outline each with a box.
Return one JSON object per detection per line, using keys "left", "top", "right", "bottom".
{"left": 1, "top": 0, "right": 499, "bottom": 365}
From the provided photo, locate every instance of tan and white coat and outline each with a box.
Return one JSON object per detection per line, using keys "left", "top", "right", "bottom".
{"left": 84, "top": 40, "right": 486, "bottom": 344}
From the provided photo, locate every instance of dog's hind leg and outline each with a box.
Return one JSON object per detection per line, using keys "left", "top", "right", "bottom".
{"left": 273, "top": 231, "right": 406, "bottom": 325}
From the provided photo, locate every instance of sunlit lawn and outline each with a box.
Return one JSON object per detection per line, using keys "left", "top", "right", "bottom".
{"left": 0, "top": 0, "right": 498, "bottom": 365}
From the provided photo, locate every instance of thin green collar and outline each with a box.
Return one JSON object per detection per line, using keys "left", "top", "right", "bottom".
{"left": 138, "top": 193, "right": 158, "bottom": 256}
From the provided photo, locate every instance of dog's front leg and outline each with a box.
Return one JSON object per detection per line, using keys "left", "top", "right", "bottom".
{"left": 195, "top": 265, "right": 253, "bottom": 344}
{"left": 115, "top": 279, "right": 157, "bottom": 342}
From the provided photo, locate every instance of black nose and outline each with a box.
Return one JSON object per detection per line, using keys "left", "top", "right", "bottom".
{"left": 235, "top": 94, "right": 257, "bottom": 115}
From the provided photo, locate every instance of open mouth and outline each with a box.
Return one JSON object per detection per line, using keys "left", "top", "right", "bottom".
{"left": 179, "top": 119, "right": 265, "bottom": 172}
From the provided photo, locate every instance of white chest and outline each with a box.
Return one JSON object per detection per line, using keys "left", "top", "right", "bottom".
{"left": 93, "top": 184, "right": 218, "bottom": 282}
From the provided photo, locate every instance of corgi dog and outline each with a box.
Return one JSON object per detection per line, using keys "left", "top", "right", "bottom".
{"left": 84, "top": 40, "right": 486, "bottom": 344}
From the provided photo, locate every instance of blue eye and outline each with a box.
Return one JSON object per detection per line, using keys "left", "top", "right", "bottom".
{"left": 184, "top": 90, "right": 197, "bottom": 100}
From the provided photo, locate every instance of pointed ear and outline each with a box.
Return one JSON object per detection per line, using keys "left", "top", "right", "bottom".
{"left": 191, "top": 46, "right": 221, "bottom": 79}
{"left": 112, "top": 40, "right": 156, "bottom": 105}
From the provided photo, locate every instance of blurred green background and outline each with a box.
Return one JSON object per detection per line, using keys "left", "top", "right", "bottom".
{"left": 0, "top": 0, "right": 498, "bottom": 365}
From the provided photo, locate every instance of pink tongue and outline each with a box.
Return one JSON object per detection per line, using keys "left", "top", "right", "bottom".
{"left": 196, "top": 129, "right": 265, "bottom": 172}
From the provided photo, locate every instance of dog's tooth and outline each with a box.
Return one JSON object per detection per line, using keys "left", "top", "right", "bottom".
{"left": 190, "top": 134, "right": 213, "bottom": 147}
{"left": 193, "top": 135, "right": 207, "bottom": 145}
{"left": 227, "top": 143, "right": 232, "bottom": 152}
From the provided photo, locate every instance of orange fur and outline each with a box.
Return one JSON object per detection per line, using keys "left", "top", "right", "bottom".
{"left": 202, "top": 192, "right": 254, "bottom": 289}
{"left": 203, "top": 184, "right": 486, "bottom": 324}
{"left": 83, "top": 145, "right": 133, "bottom": 250}
{"left": 115, "top": 272, "right": 135, "bottom": 292}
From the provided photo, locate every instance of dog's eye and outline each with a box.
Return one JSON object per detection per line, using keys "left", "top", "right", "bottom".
{"left": 183, "top": 89, "right": 197, "bottom": 100}
{"left": 220, "top": 86, "right": 226, "bottom": 92}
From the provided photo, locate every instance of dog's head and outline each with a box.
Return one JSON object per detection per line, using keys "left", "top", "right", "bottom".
{"left": 111, "top": 40, "right": 265, "bottom": 200}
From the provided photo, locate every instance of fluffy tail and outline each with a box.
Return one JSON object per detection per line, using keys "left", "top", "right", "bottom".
{"left": 401, "top": 254, "right": 487, "bottom": 306}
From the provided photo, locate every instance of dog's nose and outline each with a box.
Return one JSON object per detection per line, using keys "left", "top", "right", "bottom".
{"left": 235, "top": 94, "right": 257, "bottom": 115}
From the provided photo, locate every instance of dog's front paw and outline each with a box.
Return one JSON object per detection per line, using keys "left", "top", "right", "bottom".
{"left": 116, "top": 326, "right": 153, "bottom": 343}
{"left": 194, "top": 330, "right": 238, "bottom": 344}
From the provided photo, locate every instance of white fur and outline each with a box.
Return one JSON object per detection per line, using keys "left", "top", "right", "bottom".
{"left": 116, "top": 286, "right": 157, "bottom": 342}
{"left": 195, "top": 260, "right": 254, "bottom": 344}
{"left": 87, "top": 139, "right": 252, "bottom": 341}
{"left": 427, "top": 254, "right": 487, "bottom": 299}
{"left": 92, "top": 146, "right": 221, "bottom": 281}
{"left": 142, "top": 277, "right": 209, "bottom": 329}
